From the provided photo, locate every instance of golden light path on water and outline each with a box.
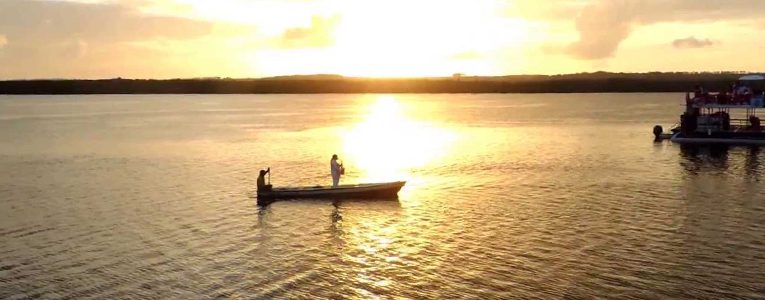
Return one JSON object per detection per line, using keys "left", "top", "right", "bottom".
{"left": 5, "top": 95, "right": 765, "bottom": 298}
{"left": 322, "top": 96, "right": 463, "bottom": 294}
{"left": 340, "top": 96, "right": 459, "bottom": 184}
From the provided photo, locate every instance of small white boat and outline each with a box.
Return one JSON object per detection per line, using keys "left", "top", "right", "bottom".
{"left": 257, "top": 181, "right": 406, "bottom": 200}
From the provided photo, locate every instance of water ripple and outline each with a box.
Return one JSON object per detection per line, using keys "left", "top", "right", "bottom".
{"left": 1, "top": 94, "right": 765, "bottom": 298}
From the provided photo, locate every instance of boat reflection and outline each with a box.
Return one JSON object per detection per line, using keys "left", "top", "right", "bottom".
{"left": 679, "top": 144, "right": 730, "bottom": 175}
{"left": 745, "top": 147, "right": 762, "bottom": 178}
{"left": 327, "top": 199, "right": 404, "bottom": 248}
{"left": 679, "top": 144, "right": 763, "bottom": 179}
{"left": 325, "top": 199, "right": 414, "bottom": 294}
{"left": 255, "top": 196, "right": 410, "bottom": 295}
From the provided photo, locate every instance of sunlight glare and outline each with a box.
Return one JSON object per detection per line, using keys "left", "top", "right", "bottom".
{"left": 332, "top": 0, "right": 515, "bottom": 77}
{"left": 342, "top": 96, "right": 457, "bottom": 182}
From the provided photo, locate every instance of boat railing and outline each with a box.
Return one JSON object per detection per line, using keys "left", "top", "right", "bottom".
{"left": 689, "top": 93, "right": 764, "bottom": 108}
{"left": 731, "top": 118, "right": 750, "bottom": 128}
{"left": 694, "top": 117, "right": 762, "bottom": 132}
{"left": 728, "top": 119, "right": 765, "bottom": 132}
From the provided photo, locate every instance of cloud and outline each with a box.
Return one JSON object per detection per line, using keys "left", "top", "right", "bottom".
{"left": 61, "top": 39, "right": 90, "bottom": 58}
{"left": 567, "top": 0, "right": 638, "bottom": 60}
{"left": 0, "top": 0, "right": 254, "bottom": 79}
{"left": 565, "top": 0, "right": 765, "bottom": 60}
{"left": 281, "top": 15, "right": 340, "bottom": 48}
{"left": 0, "top": 35, "right": 7, "bottom": 48}
{"left": 672, "top": 36, "right": 715, "bottom": 49}
{"left": 0, "top": 0, "right": 216, "bottom": 44}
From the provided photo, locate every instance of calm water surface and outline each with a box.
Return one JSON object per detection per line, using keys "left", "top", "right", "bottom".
{"left": 1, "top": 94, "right": 764, "bottom": 299}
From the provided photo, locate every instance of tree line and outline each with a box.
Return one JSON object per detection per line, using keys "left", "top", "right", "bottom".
{"left": 0, "top": 72, "right": 754, "bottom": 94}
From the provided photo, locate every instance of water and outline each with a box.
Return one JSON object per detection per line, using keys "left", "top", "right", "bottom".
{"left": 1, "top": 94, "right": 764, "bottom": 299}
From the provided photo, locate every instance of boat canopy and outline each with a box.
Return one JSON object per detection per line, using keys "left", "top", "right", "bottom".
{"left": 739, "top": 74, "right": 765, "bottom": 81}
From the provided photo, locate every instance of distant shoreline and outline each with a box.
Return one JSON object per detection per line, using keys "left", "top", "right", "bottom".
{"left": 0, "top": 72, "right": 755, "bottom": 95}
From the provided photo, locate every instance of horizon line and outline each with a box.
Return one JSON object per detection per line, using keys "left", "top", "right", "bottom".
{"left": 0, "top": 70, "right": 761, "bottom": 82}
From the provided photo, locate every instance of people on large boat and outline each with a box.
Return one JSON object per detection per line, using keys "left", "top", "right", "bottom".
{"left": 717, "top": 90, "right": 730, "bottom": 104}
{"left": 257, "top": 168, "right": 272, "bottom": 191}
{"left": 330, "top": 154, "right": 344, "bottom": 187}
{"left": 750, "top": 115, "right": 761, "bottom": 131}
{"left": 729, "top": 81, "right": 752, "bottom": 104}
{"left": 684, "top": 81, "right": 765, "bottom": 107}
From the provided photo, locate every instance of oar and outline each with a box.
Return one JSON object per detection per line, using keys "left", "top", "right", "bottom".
{"left": 268, "top": 166, "right": 271, "bottom": 185}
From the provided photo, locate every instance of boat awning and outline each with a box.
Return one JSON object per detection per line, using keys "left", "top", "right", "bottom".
{"left": 739, "top": 74, "right": 765, "bottom": 81}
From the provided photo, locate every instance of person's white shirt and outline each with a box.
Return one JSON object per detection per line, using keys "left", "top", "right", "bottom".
{"left": 331, "top": 159, "right": 342, "bottom": 176}
{"left": 330, "top": 158, "right": 342, "bottom": 187}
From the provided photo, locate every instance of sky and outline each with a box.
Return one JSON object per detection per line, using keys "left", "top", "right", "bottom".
{"left": 0, "top": 0, "right": 763, "bottom": 79}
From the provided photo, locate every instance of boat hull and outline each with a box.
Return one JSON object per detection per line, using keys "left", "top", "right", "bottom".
{"left": 670, "top": 132, "right": 765, "bottom": 145}
{"left": 257, "top": 181, "right": 406, "bottom": 200}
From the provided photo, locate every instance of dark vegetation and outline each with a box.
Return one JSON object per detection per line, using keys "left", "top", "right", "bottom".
{"left": 0, "top": 72, "right": 756, "bottom": 94}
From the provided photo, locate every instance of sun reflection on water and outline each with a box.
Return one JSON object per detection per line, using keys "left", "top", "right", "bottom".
{"left": 341, "top": 96, "right": 458, "bottom": 182}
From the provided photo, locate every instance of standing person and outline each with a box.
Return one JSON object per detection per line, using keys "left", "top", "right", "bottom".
{"left": 257, "top": 168, "right": 271, "bottom": 191}
{"left": 330, "top": 154, "right": 343, "bottom": 187}
{"left": 732, "top": 81, "right": 741, "bottom": 102}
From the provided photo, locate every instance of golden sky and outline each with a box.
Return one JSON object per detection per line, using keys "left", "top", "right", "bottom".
{"left": 0, "top": 0, "right": 763, "bottom": 79}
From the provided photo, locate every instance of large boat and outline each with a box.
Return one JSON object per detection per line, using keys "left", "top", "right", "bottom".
{"left": 257, "top": 181, "right": 406, "bottom": 200}
{"left": 655, "top": 74, "right": 765, "bottom": 145}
